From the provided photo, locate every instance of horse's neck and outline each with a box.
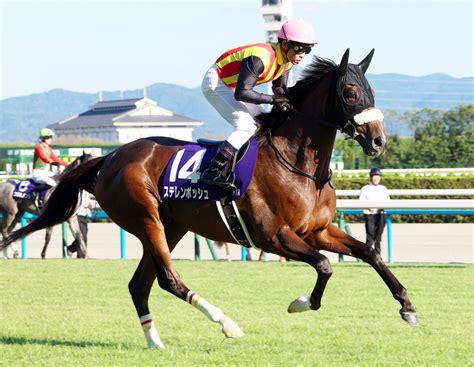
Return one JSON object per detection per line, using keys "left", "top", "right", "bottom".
{"left": 273, "top": 86, "right": 337, "bottom": 183}
{"left": 275, "top": 123, "right": 335, "bottom": 178}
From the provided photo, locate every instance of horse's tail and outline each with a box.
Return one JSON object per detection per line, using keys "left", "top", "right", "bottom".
{"left": 0, "top": 155, "right": 107, "bottom": 250}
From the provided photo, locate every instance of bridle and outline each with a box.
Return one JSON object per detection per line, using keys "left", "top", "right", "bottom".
{"left": 266, "top": 71, "right": 371, "bottom": 186}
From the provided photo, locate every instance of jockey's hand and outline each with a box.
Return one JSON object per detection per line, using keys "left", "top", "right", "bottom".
{"left": 272, "top": 95, "right": 292, "bottom": 112}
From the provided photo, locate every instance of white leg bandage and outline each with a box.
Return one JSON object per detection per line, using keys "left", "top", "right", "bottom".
{"left": 139, "top": 313, "right": 165, "bottom": 349}
{"left": 186, "top": 290, "right": 244, "bottom": 338}
{"left": 186, "top": 291, "right": 224, "bottom": 322}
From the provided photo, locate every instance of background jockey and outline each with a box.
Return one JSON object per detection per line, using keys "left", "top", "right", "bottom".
{"left": 200, "top": 18, "right": 317, "bottom": 191}
{"left": 32, "top": 128, "right": 68, "bottom": 189}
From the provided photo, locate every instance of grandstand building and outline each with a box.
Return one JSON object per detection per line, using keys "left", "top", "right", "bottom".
{"left": 47, "top": 97, "right": 203, "bottom": 143}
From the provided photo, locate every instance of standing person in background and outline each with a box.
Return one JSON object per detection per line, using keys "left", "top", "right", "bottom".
{"left": 32, "top": 128, "right": 68, "bottom": 189}
{"left": 359, "top": 168, "right": 390, "bottom": 255}
{"left": 67, "top": 190, "right": 96, "bottom": 258}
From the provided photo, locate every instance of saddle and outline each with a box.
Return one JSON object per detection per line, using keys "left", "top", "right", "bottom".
{"left": 12, "top": 179, "right": 49, "bottom": 208}
{"left": 160, "top": 138, "right": 259, "bottom": 249}
{"left": 161, "top": 137, "right": 259, "bottom": 202}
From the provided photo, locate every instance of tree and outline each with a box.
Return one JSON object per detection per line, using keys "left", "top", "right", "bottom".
{"left": 408, "top": 104, "right": 473, "bottom": 167}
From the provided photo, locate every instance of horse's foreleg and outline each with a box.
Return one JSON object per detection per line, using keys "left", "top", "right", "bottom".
{"left": 273, "top": 227, "right": 333, "bottom": 313}
{"left": 319, "top": 224, "right": 419, "bottom": 325}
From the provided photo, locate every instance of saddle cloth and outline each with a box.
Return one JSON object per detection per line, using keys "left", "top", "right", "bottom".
{"left": 12, "top": 179, "right": 47, "bottom": 201}
{"left": 161, "top": 138, "right": 259, "bottom": 201}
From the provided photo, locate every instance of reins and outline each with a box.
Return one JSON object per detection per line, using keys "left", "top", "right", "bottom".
{"left": 266, "top": 130, "right": 333, "bottom": 187}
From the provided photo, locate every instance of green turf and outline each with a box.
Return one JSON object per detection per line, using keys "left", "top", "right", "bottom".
{"left": 1, "top": 260, "right": 472, "bottom": 366}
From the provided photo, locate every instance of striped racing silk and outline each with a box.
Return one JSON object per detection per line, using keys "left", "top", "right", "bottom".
{"left": 215, "top": 42, "right": 293, "bottom": 87}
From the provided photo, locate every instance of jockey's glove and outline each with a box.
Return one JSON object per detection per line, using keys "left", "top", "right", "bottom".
{"left": 272, "top": 95, "right": 293, "bottom": 112}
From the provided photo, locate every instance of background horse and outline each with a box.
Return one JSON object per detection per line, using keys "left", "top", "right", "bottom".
{"left": 0, "top": 153, "right": 92, "bottom": 259}
{"left": 1, "top": 49, "right": 418, "bottom": 349}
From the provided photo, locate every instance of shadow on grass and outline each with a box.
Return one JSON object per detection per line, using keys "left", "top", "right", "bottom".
{"left": 0, "top": 335, "right": 134, "bottom": 349}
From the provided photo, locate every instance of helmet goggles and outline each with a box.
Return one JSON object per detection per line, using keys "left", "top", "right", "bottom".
{"left": 287, "top": 41, "right": 313, "bottom": 55}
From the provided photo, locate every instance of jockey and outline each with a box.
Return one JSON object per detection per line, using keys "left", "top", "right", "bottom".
{"left": 32, "top": 128, "right": 68, "bottom": 189}
{"left": 200, "top": 18, "right": 317, "bottom": 191}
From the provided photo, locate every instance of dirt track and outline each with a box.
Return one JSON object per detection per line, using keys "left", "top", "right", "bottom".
{"left": 6, "top": 222, "right": 473, "bottom": 263}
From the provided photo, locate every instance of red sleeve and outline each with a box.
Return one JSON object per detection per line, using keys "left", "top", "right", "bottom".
{"left": 34, "top": 145, "right": 52, "bottom": 164}
{"left": 49, "top": 149, "right": 68, "bottom": 166}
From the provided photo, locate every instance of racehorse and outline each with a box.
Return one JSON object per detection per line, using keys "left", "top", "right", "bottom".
{"left": 0, "top": 153, "right": 92, "bottom": 259}
{"left": 0, "top": 49, "right": 419, "bottom": 349}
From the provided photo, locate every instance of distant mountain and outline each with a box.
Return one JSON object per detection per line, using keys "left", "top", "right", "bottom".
{"left": 1, "top": 73, "right": 472, "bottom": 143}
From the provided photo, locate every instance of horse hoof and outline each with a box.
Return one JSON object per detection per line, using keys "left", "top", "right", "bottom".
{"left": 221, "top": 318, "right": 244, "bottom": 338}
{"left": 13, "top": 251, "right": 19, "bottom": 259}
{"left": 400, "top": 311, "right": 419, "bottom": 326}
{"left": 288, "top": 296, "right": 311, "bottom": 313}
{"left": 147, "top": 341, "right": 165, "bottom": 349}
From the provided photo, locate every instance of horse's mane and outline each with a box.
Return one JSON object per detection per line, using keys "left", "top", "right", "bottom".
{"left": 255, "top": 56, "right": 337, "bottom": 144}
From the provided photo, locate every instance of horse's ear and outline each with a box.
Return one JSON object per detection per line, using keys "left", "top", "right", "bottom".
{"left": 339, "top": 48, "right": 350, "bottom": 77}
{"left": 358, "top": 48, "right": 375, "bottom": 74}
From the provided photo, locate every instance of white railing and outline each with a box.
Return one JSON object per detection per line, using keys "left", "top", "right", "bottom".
{"left": 335, "top": 198, "right": 473, "bottom": 263}
{"left": 336, "top": 189, "right": 474, "bottom": 197}
{"left": 336, "top": 199, "right": 473, "bottom": 209}
{"left": 335, "top": 168, "right": 474, "bottom": 177}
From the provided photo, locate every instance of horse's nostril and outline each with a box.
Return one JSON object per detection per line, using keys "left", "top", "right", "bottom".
{"left": 374, "top": 136, "right": 384, "bottom": 147}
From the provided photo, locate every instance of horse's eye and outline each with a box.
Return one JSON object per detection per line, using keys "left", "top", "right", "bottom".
{"left": 344, "top": 89, "right": 358, "bottom": 105}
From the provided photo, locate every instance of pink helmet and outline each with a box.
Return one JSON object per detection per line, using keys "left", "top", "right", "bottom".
{"left": 278, "top": 18, "right": 317, "bottom": 45}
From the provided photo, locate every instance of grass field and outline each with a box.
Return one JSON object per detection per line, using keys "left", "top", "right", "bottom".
{"left": 1, "top": 260, "right": 472, "bottom": 366}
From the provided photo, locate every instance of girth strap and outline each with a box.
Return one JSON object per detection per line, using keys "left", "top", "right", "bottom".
{"left": 216, "top": 195, "right": 258, "bottom": 249}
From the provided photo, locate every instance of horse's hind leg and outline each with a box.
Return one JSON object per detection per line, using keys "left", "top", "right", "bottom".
{"left": 319, "top": 224, "right": 419, "bottom": 326}
{"left": 128, "top": 250, "right": 164, "bottom": 348}
{"left": 127, "top": 213, "right": 243, "bottom": 349}
{"left": 3, "top": 211, "right": 22, "bottom": 259}
{"left": 140, "top": 217, "right": 244, "bottom": 341}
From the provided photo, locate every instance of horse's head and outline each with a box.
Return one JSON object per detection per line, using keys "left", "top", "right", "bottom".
{"left": 79, "top": 152, "right": 93, "bottom": 164}
{"left": 257, "top": 49, "right": 387, "bottom": 156}
{"left": 63, "top": 152, "right": 94, "bottom": 173}
{"left": 331, "top": 49, "right": 387, "bottom": 156}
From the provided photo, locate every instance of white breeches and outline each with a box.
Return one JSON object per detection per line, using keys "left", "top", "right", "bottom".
{"left": 201, "top": 65, "right": 265, "bottom": 150}
{"left": 32, "top": 169, "right": 57, "bottom": 187}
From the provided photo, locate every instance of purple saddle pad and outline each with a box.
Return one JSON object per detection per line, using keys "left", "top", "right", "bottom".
{"left": 12, "top": 180, "right": 47, "bottom": 201}
{"left": 161, "top": 138, "right": 259, "bottom": 201}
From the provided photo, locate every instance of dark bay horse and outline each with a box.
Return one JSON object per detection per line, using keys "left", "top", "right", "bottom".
{"left": 0, "top": 153, "right": 92, "bottom": 259}
{"left": 1, "top": 49, "right": 418, "bottom": 349}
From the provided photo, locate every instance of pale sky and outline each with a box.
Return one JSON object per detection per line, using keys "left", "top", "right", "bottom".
{"left": 1, "top": 0, "right": 472, "bottom": 99}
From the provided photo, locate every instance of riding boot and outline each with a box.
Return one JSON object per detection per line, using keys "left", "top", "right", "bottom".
{"left": 200, "top": 141, "right": 238, "bottom": 191}
{"left": 34, "top": 184, "right": 52, "bottom": 209}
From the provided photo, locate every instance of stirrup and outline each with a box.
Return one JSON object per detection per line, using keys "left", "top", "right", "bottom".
{"left": 201, "top": 175, "right": 237, "bottom": 192}
{"left": 34, "top": 194, "right": 44, "bottom": 210}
